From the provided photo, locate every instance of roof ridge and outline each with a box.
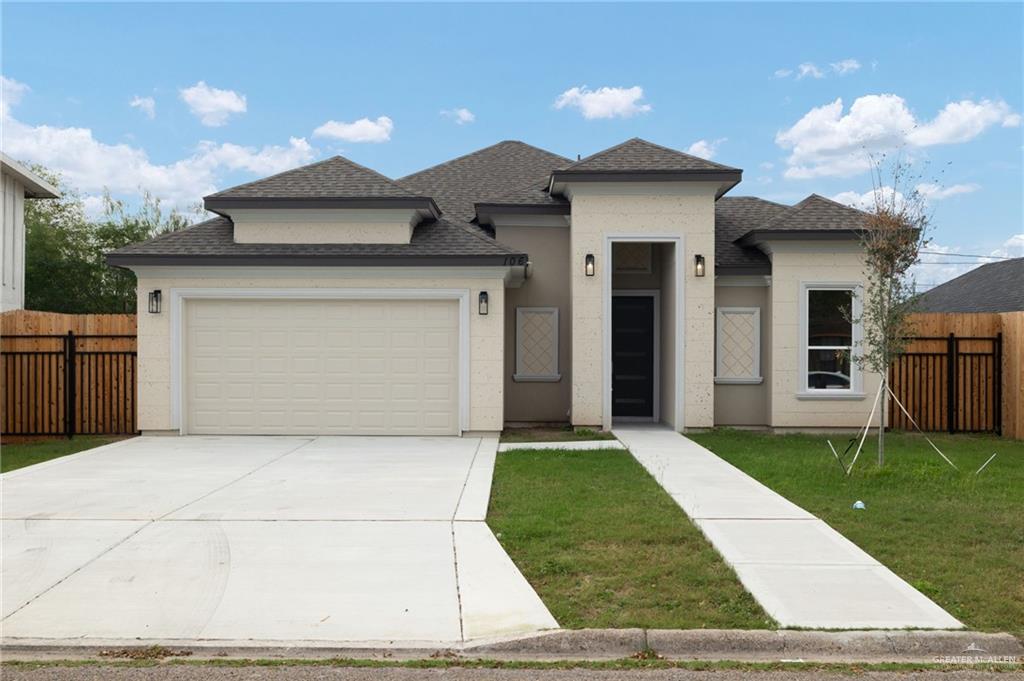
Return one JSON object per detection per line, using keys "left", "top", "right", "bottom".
{"left": 719, "top": 195, "right": 791, "bottom": 208}
{"left": 398, "top": 140, "right": 570, "bottom": 183}
{"left": 206, "top": 156, "right": 336, "bottom": 198}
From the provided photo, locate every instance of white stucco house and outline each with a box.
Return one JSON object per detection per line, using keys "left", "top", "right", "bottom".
{"left": 1, "top": 153, "right": 59, "bottom": 312}
{"left": 108, "top": 138, "right": 876, "bottom": 435}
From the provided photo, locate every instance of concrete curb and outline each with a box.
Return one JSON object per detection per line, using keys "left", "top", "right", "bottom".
{"left": 496, "top": 441, "right": 625, "bottom": 452}
{"left": 3, "top": 629, "right": 1021, "bottom": 664}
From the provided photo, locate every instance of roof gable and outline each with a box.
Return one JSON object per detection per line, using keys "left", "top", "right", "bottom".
{"left": 761, "top": 194, "right": 869, "bottom": 232}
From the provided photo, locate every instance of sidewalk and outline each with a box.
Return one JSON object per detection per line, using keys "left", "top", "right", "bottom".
{"left": 613, "top": 426, "right": 963, "bottom": 630}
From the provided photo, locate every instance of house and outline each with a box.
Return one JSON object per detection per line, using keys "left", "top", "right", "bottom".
{"left": 914, "top": 257, "right": 1024, "bottom": 313}
{"left": 1, "top": 153, "right": 59, "bottom": 311}
{"left": 107, "top": 138, "right": 877, "bottom": 435}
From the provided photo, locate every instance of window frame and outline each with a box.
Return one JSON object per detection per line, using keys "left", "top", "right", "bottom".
{"left": 714, "top": 306, "right": 762, "bottom": 384}
{"left": 799, "top": 282, "right": 863, "bottom": 398}
{"left": 514, "top": 306, "right": 561, "bottom": 382}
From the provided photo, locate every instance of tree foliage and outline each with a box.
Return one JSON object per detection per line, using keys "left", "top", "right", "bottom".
{"left": 23, "top": 167, "right": 202, "bottom": 313}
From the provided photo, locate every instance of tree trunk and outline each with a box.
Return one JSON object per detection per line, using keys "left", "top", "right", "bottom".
{"left": 878, "top": 372, "right": 886, "bottom": 467}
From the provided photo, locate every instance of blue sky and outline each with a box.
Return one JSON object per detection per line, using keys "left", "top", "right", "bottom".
{"left": 3, "top": 2, "right": 1021, "bottom": 286}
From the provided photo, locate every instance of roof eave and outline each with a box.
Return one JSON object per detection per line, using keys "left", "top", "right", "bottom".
{"left": 0, "top": 152, "right": 60, "bottom": 199}
{"left": 549, "top": 169, "right": 742, "bottom": 198}
{"left": 105, "top": 252, "right": 527, "bottom": 268}
{"left": 203, "top": 196, "right": 442, "bottom": 219}
{"left": 735, "top": 228, "right": 863, "bottom": 248}
{"left": 474, "top": 202, "right": 570, "bottom": 227}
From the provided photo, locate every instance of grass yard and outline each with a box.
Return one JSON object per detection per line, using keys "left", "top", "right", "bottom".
{"left": 500, "top": 427, "right": 617, "bottom": 443}
{"left": 688, "top": 429, "right": 1024, "bottom": 634}
{"left": 487, "top": 448, "right": 772, "bottom": 630}
{"left": 0, "top": 436, "right": 125, "bottom": 473}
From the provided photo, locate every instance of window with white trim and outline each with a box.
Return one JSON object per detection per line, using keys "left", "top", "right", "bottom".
{"left": 715, "top": 307, "right": 762, "bottom": 384}
{"left": 514, "top": 307, "right": 560, "bottom": 382}
{"left": 803, "top": 286, "right": 858, "bottom": 392}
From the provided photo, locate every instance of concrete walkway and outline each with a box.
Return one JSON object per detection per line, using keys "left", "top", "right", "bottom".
{"left": 613, "top": 426, "right": 963, "bottom": 630}
{"left": 1, "top": 436, "right": 557, "bottom": 646}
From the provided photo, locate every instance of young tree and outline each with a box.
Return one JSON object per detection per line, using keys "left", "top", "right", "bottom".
{"left": 854, "top": 156, "right": 932, "bottom": 466}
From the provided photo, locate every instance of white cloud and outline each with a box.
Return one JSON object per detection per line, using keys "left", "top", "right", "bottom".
{"left": 313, "top": 116, "right": 393, "bottom": 143}
{"left": 831, "top": 182, "right": 979, "bottom": 210}
{"left": 2, "top": 82, "right": 314, "bottom": 208}
{"left": 554, "top": 85, "right": 651, "bottom": 120}
{"left": 129, "top": 95, "right": 156, "bottom": 119}
{"left": 1, "top": 75, "right": 29, "bottom": 117}
{"left": 775, "top": 58, "right": 861, "bottom": 80}
{"left": 797, "top": 62, "right": 825, "bottom": 79}
{"left": 907, "top": 99, "right": 1022, "bottom": 146}
{"left": 830, "top": 59, "right": 862, "bottom": 75}
{"left": 179, "top": 81, "right": 247, "bottom": 127}
{"left": 915, "top": 182, "right": 980, "bottom": 200}
{"left": 440, "top": 107, "right": 475, "bottom": 125}
{"left": 686, "top": 137, "right": 727, "bottom": 160}
{"left": 759, "top": 161, "right": 774, "bottom": 170}
{"left": 776, "top": 94, "right": 1021, "bottom": 178}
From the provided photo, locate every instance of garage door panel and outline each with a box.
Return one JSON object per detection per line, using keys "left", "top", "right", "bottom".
{"left": 186, "top": 299, "right": 459, "bottom": 435}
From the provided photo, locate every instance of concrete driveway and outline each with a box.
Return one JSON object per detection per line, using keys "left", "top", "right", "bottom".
{"left": 1, "top": 436, "right": 557, "bottom": 646}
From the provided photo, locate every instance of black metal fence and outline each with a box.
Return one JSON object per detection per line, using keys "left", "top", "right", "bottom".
{"left": 888, "top": 333, "right": 1002, "bottom": 434}
{"left": 1, "top": 332, "right": 138, "bottom": 437}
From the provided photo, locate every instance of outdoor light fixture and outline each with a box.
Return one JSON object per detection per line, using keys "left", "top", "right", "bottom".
{"left": 585, "top": 253, "right": 596, "bottom": 277}
{"left": 478, "top": 291, "right": 489, "bottom": 315}
{"left": 148, "top": 289, "right": 162, "bottom": 314}
{"left": 694, "top": 254, "right": 706, "bottom": 277}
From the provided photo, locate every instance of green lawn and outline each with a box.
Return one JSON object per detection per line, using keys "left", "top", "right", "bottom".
{"left": 487, "top": 448, "right": 772, "bottom": 630}
{"left": 1, "top": 436, "right": 124, "bottom": 473}
{"left": 688, "top": 430, "right": 1024, "bottom": 634}
{"left": 500, "top": 427, "right": 617, "bottom": 443}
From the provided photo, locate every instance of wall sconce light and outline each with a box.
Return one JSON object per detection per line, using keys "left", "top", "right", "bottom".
{"left": 478, "top": 291, "right": 489, "bottom": 315}
{"left": 524, "top": 260, "right": 533, "bottom": 280}
{"left": 694, "top": 254, "right": 706, "bottom": 277}
{"left": 585, "top": 253, "right": 596, "bottom": 277}
{"left": 148, "top": 289, "right": 162, "bottom": 314}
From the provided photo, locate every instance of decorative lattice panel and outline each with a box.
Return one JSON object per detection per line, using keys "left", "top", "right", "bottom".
{"left": 517, "top": 308, "right": 559, "bottom": 378}
{"left": 613, "top": 242, "right": 652, "bottom": 273}
{"left": 717, "top": 308, "right": 759, "bottom": 379}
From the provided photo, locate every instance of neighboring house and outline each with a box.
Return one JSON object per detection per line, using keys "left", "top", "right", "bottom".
{"left": 108, "top": 138, "right": 876, "bottom": 435}
{"left": 914, "top": 258, "right": 1024, "bottom": 313}
{"left": 1, "top": 153, "right": 59, "bottom": 311}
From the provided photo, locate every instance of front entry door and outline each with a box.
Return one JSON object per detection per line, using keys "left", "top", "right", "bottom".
{"left": 612, "top": 295, "right": 655, "bottom": 419}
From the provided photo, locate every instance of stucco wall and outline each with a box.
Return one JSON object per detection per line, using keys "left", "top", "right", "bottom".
{"left": 767, "top": 242, "right": 880, "bottom": 428}
{"left": 714, "top": 285, "right": 769, "bottom": 425}
{"left": 499, "top": 225, "right": 572, "bottom": 423}
{"left": 230, "top": 209, "right": 415, "bottom": 244}
{"left": 567, "top": 182, "right": 718, "bottom": 429}
{"left": 133, "top": 270, "right": 505, "bottom": 433}
{"left": 1, "top": 173, "right": 26, "bottom": 311}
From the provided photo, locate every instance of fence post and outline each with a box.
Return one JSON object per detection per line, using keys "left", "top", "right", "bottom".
{"left": 946, "top": 333, "right": 956, "bottom": 434}
{"left": 995, "top": 332, "right": 1003, "bottom": 436}
{"left": 65, "top": 331, "right": 76, "bottom": 439}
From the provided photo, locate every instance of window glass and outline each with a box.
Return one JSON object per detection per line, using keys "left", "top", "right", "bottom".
{"left": 807, "top": 289, "right": 853, "bottom": 390}
{"left": 808, "top": 289, "right": 852, "bottom": 346}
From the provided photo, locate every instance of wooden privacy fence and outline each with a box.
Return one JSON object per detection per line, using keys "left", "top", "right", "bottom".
{"left": 888, "top": 312, "right": 1024, "bottom": 439}
{"left": 1, "top": 311, "right": 138, "bottom": 437}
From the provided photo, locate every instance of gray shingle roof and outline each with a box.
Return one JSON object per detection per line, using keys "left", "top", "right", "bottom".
{"left": 559, "top": 138, "right": 740, "bottom": 174}
{"left": 398, "top": 141, "right": 571, "bottom": 221}
{"left": 758, "top": 194, "right": 869, "bottom": 233}
{"left": 106, "top": 216, "right": 525, "bottom": 266}
{"left": 207, "top": 155, "right": 424, "bottom": 200}
{"left": 914, "top": 258, "right": 1024, "bottom": 313}
{"left": 715, "top": 197, "right": 788, "bottom": 273}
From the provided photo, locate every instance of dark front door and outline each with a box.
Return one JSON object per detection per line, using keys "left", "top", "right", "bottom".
{"left": 612, "top": 295, "right": 655, "bottom": 419}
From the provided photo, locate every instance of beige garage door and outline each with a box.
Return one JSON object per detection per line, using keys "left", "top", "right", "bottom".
{"left": 185, "top": 298, "right": 460, "bottom": 435}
